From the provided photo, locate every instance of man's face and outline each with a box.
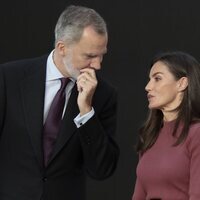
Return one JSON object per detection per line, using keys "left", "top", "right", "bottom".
{"left": 62, "top": 26, "right": 108, "bottom": 79}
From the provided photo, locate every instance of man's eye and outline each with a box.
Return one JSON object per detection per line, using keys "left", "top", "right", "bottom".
{"left": 86, "top": 55, "right": 96, "bottom": 59}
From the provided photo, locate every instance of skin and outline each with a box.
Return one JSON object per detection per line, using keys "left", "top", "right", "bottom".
{"left": 53, "top": 26, "right": 108, "bottom": 116}
{"left": 145, "top": 61, "right": 188, "bottom": 121}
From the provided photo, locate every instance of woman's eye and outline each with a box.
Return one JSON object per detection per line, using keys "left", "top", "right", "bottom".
{"left": 155, "top": 77, "right": 161, "bottom": 81}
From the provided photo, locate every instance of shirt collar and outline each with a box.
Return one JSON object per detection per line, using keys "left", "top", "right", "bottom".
{"left": 46, "top": 50, "right": 64, "bottom": 81}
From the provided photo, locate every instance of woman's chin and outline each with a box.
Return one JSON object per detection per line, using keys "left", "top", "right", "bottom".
{"left": 148, "top": 104, "right": 159, "bottom": 109}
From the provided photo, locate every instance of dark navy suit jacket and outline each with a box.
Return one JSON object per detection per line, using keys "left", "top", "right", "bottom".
{"left": 0, "top": 55, "right": 119, "bottom": 200}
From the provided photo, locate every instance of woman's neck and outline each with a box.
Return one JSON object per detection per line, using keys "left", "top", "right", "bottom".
{"left": 162, "top": 110, "right": 178, "bottom": 122}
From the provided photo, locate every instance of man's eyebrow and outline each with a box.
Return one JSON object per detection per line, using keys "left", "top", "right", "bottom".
{"left": 84, "top": 51, "right": 107, "bottom": 57}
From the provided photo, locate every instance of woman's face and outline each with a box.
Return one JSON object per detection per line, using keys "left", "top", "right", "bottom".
{"left": 145, "top": 61, "right": 185, "bottom": 112}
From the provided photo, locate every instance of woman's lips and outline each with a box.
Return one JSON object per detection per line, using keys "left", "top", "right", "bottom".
{"left": 147, "top": 94, "right": 154, "bottom": 100}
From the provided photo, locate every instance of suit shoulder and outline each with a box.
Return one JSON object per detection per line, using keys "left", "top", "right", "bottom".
{"left": 97, "top": 74, "right": 117, "bottom": 93}
{"left": 0, "top": 55, "right": 48, "bottom": 71}
{"left": 95, "top": 74, "right": 118, "bottom": 104}
{"left": 0, "top": 55, "right": 48, "bottom": 81}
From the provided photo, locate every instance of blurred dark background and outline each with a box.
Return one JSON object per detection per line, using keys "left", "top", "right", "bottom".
{"left": 1, "top": 0, "right": 200, "bottom": 199}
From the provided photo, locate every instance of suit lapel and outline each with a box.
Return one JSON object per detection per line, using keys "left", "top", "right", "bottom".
{"left": 48, "top": 85, "right": 79, "bottom": 165}
{"left": 20, "top": 56, "right": 79, "bottom": 167}
{"left": 20, "top": 57, "right": 47, "bottom": 168}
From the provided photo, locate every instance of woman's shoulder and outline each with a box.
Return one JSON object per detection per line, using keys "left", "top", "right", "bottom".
{"left": 186, "top": 121, "right": 200, "bottom": 141}
{"left": 184, "top": 121, "right": 200, "bottom": 154}
{"left": 189, "top": 121, "right": 200, "bottom": 130}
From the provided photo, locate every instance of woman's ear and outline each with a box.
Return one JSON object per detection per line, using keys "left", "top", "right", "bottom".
{"left": 177, "top": 77, "right": 188, "bottom": 92}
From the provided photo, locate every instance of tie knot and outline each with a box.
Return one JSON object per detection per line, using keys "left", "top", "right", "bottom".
{"left": 60, "top": 78, "right": 70, "bottom": 90}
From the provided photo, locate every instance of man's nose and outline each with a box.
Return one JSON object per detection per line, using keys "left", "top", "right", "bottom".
{"left": 90, "top": 57, "right": 102, "bottom": 70}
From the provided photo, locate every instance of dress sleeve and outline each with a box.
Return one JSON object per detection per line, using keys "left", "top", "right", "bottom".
{"left": 187, "top": 126, "right": 200, "bottom": 200}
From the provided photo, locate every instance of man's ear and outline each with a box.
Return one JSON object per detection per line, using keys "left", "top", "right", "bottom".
{"left": 55, "top": 41, "right": 67, "bottom": 56}
{"left": 177, "top": 77, "right": 188, "bottom": 92}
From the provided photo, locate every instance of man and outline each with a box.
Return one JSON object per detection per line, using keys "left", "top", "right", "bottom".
{"left": 0, "top": 5, "right": 119, "bottom": 200}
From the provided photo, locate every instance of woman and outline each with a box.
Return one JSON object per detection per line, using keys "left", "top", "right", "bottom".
{"left": 132, "top": 51, "right": 200, "bottom": 200}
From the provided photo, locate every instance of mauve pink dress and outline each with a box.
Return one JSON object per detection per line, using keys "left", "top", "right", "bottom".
{"left": 132, "top": 121, "right": 200, "bottom": 200}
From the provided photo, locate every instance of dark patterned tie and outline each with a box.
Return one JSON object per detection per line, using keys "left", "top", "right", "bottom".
{"left": 43, "top": 78, "right": 70, "bottom": 166}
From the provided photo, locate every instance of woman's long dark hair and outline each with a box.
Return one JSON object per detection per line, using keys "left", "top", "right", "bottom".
{"left": 136, "top": 51, "right": 200, "bottom": 154}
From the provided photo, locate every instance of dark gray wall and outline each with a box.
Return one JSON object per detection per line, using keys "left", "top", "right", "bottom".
{"left": 1, "top": 0, "right": 200, "bottom": 199}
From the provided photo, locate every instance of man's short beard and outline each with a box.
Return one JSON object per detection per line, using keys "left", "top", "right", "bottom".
{"left": 63, "top": 53, "right": 80, "bottom": 80}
